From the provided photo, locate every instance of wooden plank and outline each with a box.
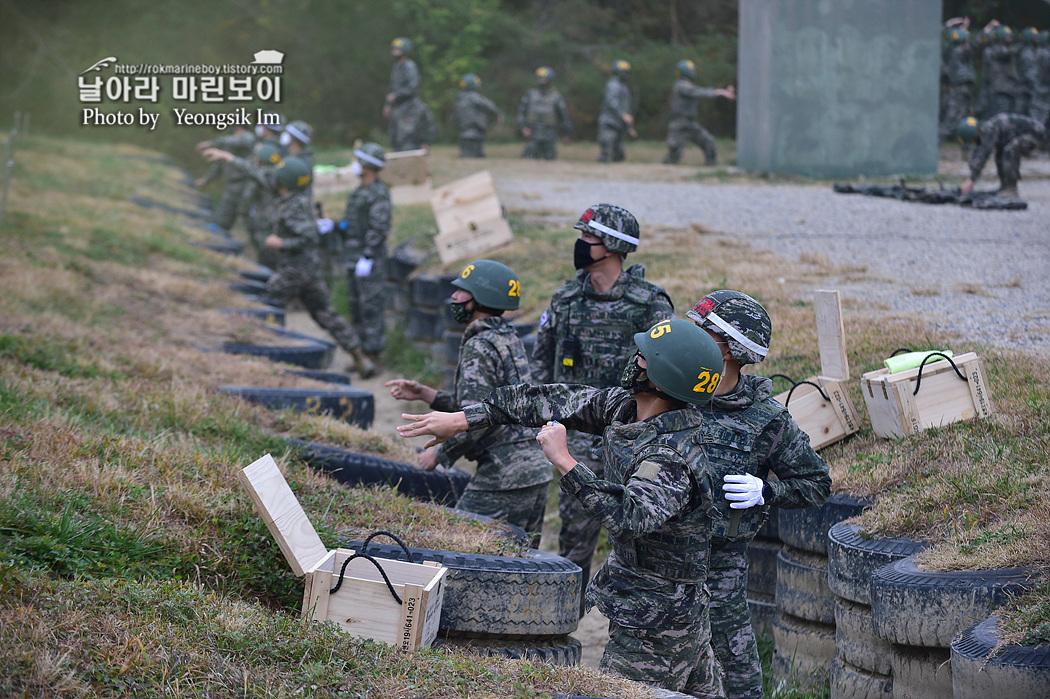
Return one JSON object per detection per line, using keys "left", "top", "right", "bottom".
{"left": 818, "top": 376, "right": 861, "bottom": 437}
{"left": 814, "top": 290, "right": 849, "bottom": 381}
{"left": 431, "top": 170, "right": 503, "bottom": 232}
{"left": 398, "top": 583, "right": 425, "bottom": 651}
{"left": 434, "top": 215, "right": 514, "bottom": 265}
{"left": 237, "top": 454, "right": 327, "bottom": 577}
{"left": 862, "top": 371, "right": 907, "bottom": 439}
{"left": 774, "top": 381, "right": 849, "bottom": 451}
{"left": 965, "top": 356, "right": 994, "bottom": 418}
{"left": 384, "top": 149, "right": 428, "bottom": 187}
{"left": 391, "top": 180, "right": 433, "bottom": 206}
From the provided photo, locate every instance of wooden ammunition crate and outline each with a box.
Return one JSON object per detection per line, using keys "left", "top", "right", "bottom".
{"left": 774, "top": 376, "right": 861, "bottom": 451}
{"left": 861, "top": 352, "right": 993, "bottom": 439}
{"left": 238, "top": 454, "right": 447, "bottom": 650}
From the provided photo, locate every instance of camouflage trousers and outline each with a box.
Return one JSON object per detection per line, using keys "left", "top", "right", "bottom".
{"left": 458, "top": 137, "right": 486, "bottom": 158}
{"left": 699, "top": 539, "right": 764, "bottom": 699}
{"left": 264, "top": 264, "right": 361, "bottom": 354}
{"left": 213, "top": 179, "right": 249, "bottom": 231}
{"left": 597, "top": 123, "right": 626, "bottom": 163}
{"left": 346, "top": 259, "right": 386, "bottom": 356}
{"left": 601, "top": 591, "right": 725, "bottom": 698}
{"left": 939, "top": 83, "right": 974, "bottom": 141}
{"left": 455, "top": 481, "right": 549, "bottom": 548}
{"left": 246, "top": 223, "right": 281, "bottom": 271}
{"left": 664, "top": 117, "right": 717, "bottom": 165}
{"left": 995, "top": 133, "right": 1042, "bottom": 190}
{"left": 522, "top": 126, "right": 558, "bottom": 160}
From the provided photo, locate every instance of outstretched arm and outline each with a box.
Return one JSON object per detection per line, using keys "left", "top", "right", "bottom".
{"left": 397, "top": 411, "right": 469, "bottom": 449}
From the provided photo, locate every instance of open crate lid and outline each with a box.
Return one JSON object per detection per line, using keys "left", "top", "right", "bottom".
{"left": 238, "top": 453, "right": 328, "bottom": 577}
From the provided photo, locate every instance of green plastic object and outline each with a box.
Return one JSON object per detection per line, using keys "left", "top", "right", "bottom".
{"left": 884, "top": 350, "right": 953, "bottom": 374}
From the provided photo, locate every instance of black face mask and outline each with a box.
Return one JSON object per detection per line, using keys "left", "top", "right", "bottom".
{"left": 574, "top": 238, "right": 606, "bottom": 270}
{"left": 449, "top": 298, "right": 473, "bottom": 324}
{"left": 619, "top": 352, "right": 650, "bottom": 394}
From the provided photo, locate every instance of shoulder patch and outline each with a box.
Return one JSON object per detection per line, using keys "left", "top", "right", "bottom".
{"left": 539, "top": 309, "right": 549, "bottom": 328}
{"left": 635, "top": 460, "right": 663, "bottom": 482}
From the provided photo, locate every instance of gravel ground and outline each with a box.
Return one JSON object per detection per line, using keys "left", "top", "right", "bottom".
{"left": 487, "top": 156, "right": 1050, "bottom": 356}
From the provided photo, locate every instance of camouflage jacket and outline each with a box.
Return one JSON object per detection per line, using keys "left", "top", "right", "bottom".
{"left": 229, "top": 156, "right": 278, "bottom": 235}
{"left": 597, "top": 76, "right": 631, "bottom": 130}
{"left": 942, "top": 42, "right": 976, "bottom": 86}
{"left": 982, "top": 43, "right": 1019, "bottom": 94}
{"left": 389, "top": 58, "right": 420, "bottom": 106}
{"left": 1036, "top": 47, "right": 1050, "bottom": 96}
{"left": 340, "top": 180, "right": 391, "bottom": 263}
{"left": 669, "top": 78, "right": 721, "bottom": 121}
{"left": 969, "top": 113, "right": 1047, "bottom": 180}
{"left": 430, "top": 317, "right": 551, "bottom": 491}
{"left": 517, "top": 87, "right": 572, "bottom": 136}
{"left": 199, "top": 129, "right": 257, "bottom": 185}
{"left": 531, "top": 265, "right": 674, "bottom": 387}
{"left": 695, "top": 374, "right": 831, "bottom": 542}
{"left": 270, "top": 190, "right": 319, "bottom": 269}
{"left": 1018, "top": 45, "right": 1040, "bottom": 92}
{"left": 464, "top": 383, "right": 716, "bottom": 628}
{"left": 453, "top": 90, "right": 502, "bottom": 139}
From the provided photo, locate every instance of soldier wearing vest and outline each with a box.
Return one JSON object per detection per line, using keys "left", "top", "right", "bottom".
{"left": 531, "top": 204, "right": 674, "bottom": 616}
{"left": 387, "top": 261, "right": 551, "bottom": 543}
{"left": 687, "top": 290, "right": 831, "bottom": 699}
{"left": 597, "top": 59, "right": 637, "bottom": 163}
{"left": 453, "top": 73, "right": 504, "bottom": 158}
{"left": 195, "top": 124, "right": 257, "bottom": 235}
{"left": 939, "top": 26, "right": 977, "bottom": 143}
{"left": 662, "top": 59, "right": 735, "bottom": 166}
{"left": 397, "top": 319, "right": 728, "bottom": 697}
{"left": 518, "top": 66, "right": 573, "bottom": 160}
{"left": 384, "top": 37, "right": 422, "bottom": 152}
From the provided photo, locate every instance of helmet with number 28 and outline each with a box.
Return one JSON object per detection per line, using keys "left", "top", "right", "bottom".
{"left": 631, "top": 319, "right": 724, "bottom": 405}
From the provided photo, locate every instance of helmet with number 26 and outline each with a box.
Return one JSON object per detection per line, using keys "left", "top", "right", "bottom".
{"left": 629, "top": 319, "right": 724, "bottom": 405}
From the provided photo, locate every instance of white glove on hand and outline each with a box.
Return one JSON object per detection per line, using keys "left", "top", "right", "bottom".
{"left": 723, "top": 473, "right": 765, "bottom": 509}
{"left": 317, "top": 218, "right": 334, "bottom": 235}
{"left": 354, "top": 257, "right": 374, "bottom": 277}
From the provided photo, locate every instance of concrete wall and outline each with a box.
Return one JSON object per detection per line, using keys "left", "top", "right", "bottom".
{"left": 737, "top": 0, "right": 942, "bottom": 178}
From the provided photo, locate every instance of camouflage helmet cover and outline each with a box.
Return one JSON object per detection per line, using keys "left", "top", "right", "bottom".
{"left": 957, "top": 116, "right": 979, "bottom": 143}
{"left": 285, "top": 120, "right": 312, "bottom": 145}
{"left": 253, "top": 142, "right": 283, "bottom": 166}
{"left": 676, "top": 59, "right": 697, "bottom": 78}
{"left": 275, "top": 156, "right": 312, "bottom": 191}
{"left": 354, "top": 142, "right": 386, "bottom": 170}
{"left": 572, "top": 203, "right": 640, "bottom": 254}
{"left": 451, "top": 259, "right": 521, "bottom": 311}
{"left": 686, "top": 289, "right": 772, "bottom": 365}
{"left": 633, "top": 319, "right": 724, "bottom": 405}
{"left": 460, "top": 73, "right": 481, "bottom": 90}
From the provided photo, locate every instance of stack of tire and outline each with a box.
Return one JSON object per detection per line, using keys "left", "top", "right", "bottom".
{"left": 869, "top": 553, "right": 1035, "bottom": 699}
{"left": 772, "top": 492, "right": 869, "bottom": 690}
{"left": 343, "top": 537, "right": 584, "bottom": 666}
{"left": 826, "top": 521, "right": 926, "bottom": 699}
{"left": 951, "top": 614, "right": 1050, "bottom": 697}
{"left": 746, "top": 508, "right": 782, "bottom": 636}
{"left": 219, "top": 377, "right": 374, "bottom": 430}
{"left": 403, "top": 272, "right": 461, "bottom": 388}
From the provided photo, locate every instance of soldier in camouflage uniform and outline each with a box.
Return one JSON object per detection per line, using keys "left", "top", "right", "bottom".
{"left": 979, "top": 25, "right": 1020, "bottom": 118}
{"left": 939, "top": 27, "right": 976, "bottom": 142}
{"left": 1031, "top": 31, "right": 1050, "bottom": 128}
{"left": 195, "top": 125, "right": 256, "bottom": 234}
{"left": 384, "top": 37, "right": 422, "bottom": 152}
{"left": 397, "top": 319, "right": 729, "bottom": 697}
{"left": 1017, "top": 28, "right": 1042, "bottom": 117}
{"left": 281, "top": 120, "right": 314, "bottom": 200}
{"left": 958, "top": 113, "right": 1047, "bottom": 198}
{"left": 597, "top": 59, "right": 637, "bottom": 163}
{"left": 453, "top": 73, "right": 503, "bottom": 158}
{"left": 387, "top": 260, "right": 551, "bottom": 543}
{"left": 663, "top": 59, "right": 735, "bottom": 165}
{"left": 337, "top": 143, "right": 392, "bottom": 377}
{"left": 253, "top": 157, "right": 367, "bottom": 362}
{"left": 687, "top": 290, "right": 831, "bottom": 699}
{"left": 396, "top": 98, "right": 436, "bottom": 152}
{"left": 518, "top": 66, "right": 573, "bottom": 160}
{"left": 532, "top": 204, "right": 674, "bottom": 615}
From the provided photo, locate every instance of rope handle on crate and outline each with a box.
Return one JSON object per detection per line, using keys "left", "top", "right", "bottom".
{"left": 330, "top": 552, "right": 403, "bottom": 602}
{"left": 890, "top": 348, "right": 913, "bottom": 357}
{"left": 913, "top": 352, "right": 967, "bottom": 396}
{"left": 769, "top": 373, "right": 830, "bottom": 407}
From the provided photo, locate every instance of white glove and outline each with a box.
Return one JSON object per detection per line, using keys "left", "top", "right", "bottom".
{"left": 354, "top": 257, "right": 374, "bottom": 277}
{"left": 317, "top": 218, "right": 334, "bottom": 235}
{"left": 723, "top": 473, "right": 765, "bottom": 509}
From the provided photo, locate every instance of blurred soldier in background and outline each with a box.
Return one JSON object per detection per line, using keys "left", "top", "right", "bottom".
{"left": 453, "top": 73, "right": 503, "bottom": 158}
{"left": 662, "top": 59, "right": 735, "bottom": 166}
{"left": 1031, "top": 31, "right": 1050, "bottom": 128}
{"left": 597, "top": 59, "right": 637, "bottom": 163}
{"left": 1017, "top": 28, "right": 1042, "bottom": 117}
{"left": 383, "top": 37, "right": 422, "bottom": 152}
{"left": 194, "top": 124, "right": 256, "bottom": 235}
{"left": 978, "top": 23, "right": 1019, "bottom": 118}
{"left": 939, "top": 25, "right": 976, "bottom": 143}
{"left": 281, "top": 120, "right": 314, "bottom": 200}
{"left": 958, "top": 113, "right": 1047, "bottom": 198}
{"left": 518, "top": 66, "right": 573, "bottom": 160}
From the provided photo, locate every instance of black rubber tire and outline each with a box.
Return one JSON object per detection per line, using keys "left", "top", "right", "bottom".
{"left": 406, "top": 306, "right": 441, "bottom": 342}
{"left": 411, "top": 273, "right": 459, "bottom": 309}
{"left": 387, "top": 243, "right": 422, "bottom": 282}
{"left": 286, "top": 369, "right": 352, "bottom": 385}
{"left": 433, "top": 633, "right": 582, "bottom": 666}
{"left": 776, "top": 545, "right": 835, "bottom": 625}
{"left": 870, "top": 555, "right": 1036, "bottom": 648}
{"left": 193, "top": 238, "right": 244, "bottom": 255}
{"left": 229, "top": 280, "right": 270, "bottom": 296}
{"left": 951, "top": 615, "right": 1050, "bottom": 699}
{"left": 339, "top": 539, "right": 582, "bottom": 637}
{"left": 778, "top": 492, "right": 870, "bottom": 555}
{"left": 290, "top": 439, "right": 471, "bottom": 506}
{"left": 746, "top": 537, "right": 782, "bottom": 597}
{"left": 223, "top": 327, "right": 335, "bottom": 370}
{"left": 443, "top": 329, "right": 463, "bottom": 366}
{"left": 748, "top": 591, "right": 776, "bottom": 638}
{"left": 830, "top": 656, "right": 893, "bottom": 699}
{"left": 888, "top": 644, "right": 953, "bottom": 699}
{"left": 827, "top": 521, "right": 927, "bottom": 605}
{"left": 771, "top": 611, "right": 836, "bottom": 690}
{"left": 223, "top": 305, "right": 286, "bottom": 327}
{"left": 238, "top": 265, "right": 275, "bottom": 283}
{"left": 218, "top": 385, "right": 373, "bottom": 429}
{"left": 834, "top": 598, "right": 894, "bottom": 677}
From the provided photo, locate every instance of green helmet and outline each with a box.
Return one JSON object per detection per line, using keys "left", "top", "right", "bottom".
{"left": 993, "top": 25, "right": 1013, "bottom": 43}
{"left": 1022, "top": 27, "right": 1040, "bottom": 45}
{"left": 535, "top": 66, "right": 554, "bottom": 83}
{"left": 451, "top": 260, "right": 521, "bottom": 311}
{"left": 573, "top": 203, "right": 640, "bottom": 255}
{"left": 253, "top": 142, "right": 283, "bottom": 166}
{"left": 632, "top": 319, "right": 724, "bottom": 405}
{"left": 947, "top": 27, "right": 969, "bottom": 44}
{"left": 275, "top": 156, "right": 312, "bottom": 191}
{"left": 957, "top": 116, "right": 979, "bottom": 143}
{"left": 353, "top": 142, "right": 386, "bottom": 170}
{"left": 460, "top": 73, "right": 480, "bottom": 90}
{"left": 676, "top": 59, "right": 697, "bottom": 79}
{"left": 612, "top": 59, "right": 631, "bottom": 75}
{"left": 285, "top": 120, "right": 312, "bottom": 145}
{"left": 391, "top": 37, "right": 413, "bottom": 55}
{"left": 687, "top": 290, "right": 772, "bottom": 366}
